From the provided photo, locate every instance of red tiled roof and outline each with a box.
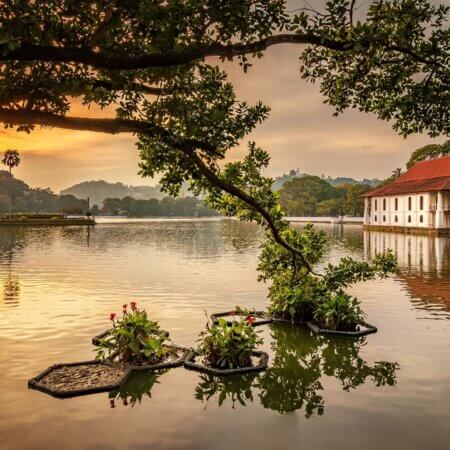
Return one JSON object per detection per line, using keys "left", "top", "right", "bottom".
{"left": 363, "top": 156, "right": 450, "bottom": 197}
{"left": 396, "top": 155, "right": 450, "bottom": 182}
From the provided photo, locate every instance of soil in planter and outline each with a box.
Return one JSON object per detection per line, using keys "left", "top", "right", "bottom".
{"left": 39, "top": 364, "right": 126, "bottom": 393}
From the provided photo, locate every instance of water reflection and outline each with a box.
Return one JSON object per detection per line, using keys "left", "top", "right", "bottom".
{"left": 195, "top": 324, "right": 399, "bottom": 417}
{"left": 108, "top": 371, "right": 164, "bottom": 408}
{"left": 364, "top": 230, "right": 450, "bottom": 314}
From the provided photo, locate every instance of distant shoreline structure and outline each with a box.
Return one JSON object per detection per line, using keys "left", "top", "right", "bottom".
{"left": 286, "top": 216, "right": 363, "bottom": 225}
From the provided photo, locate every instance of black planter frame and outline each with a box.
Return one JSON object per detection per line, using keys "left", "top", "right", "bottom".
{"left": 184, "top": 350, "right": 268, "bottom": 375}
{"left": 210, "top": 310, "right": 272, "bottom": 327}
{"left": 306, "top": 320, "right": 378, "bottom": 337}
{"left": 28, "top": 360, "right": 132, "bottom": 399}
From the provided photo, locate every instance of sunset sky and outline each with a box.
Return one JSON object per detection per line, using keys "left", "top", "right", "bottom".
{"left": 0, "top": 11, "right": 446, "bottom": 193}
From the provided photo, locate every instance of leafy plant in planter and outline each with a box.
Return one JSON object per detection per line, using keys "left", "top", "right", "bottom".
{"left": 197, "top": 318, "right": 263, "bottom": 370}
{"left": 96, "top": 302, "right": 170, "bottom": 365}
{"left": 258, "top": 224, "right": 398, "bottom": 330}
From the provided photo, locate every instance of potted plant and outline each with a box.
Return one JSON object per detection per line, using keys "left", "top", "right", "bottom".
{"left": 185, "top": 317, "right": 268, "bottom": 375}
{"left": 96, "top": 302, "right": 188, "bottom": 369}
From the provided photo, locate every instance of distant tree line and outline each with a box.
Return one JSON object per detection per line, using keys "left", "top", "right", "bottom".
{"left": 278, "top": 175, "right": 371, "bottom": 217}
{"left": 0, "top": 170, "right": 87, "bottom": 215}
{"left": 99, "top": 196, "right": 217, "bottom": 217}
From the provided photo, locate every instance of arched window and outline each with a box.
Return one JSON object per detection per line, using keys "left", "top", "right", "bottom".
{"left": 394, "top": 215, "right": 398, "bottom": 223}
{"left": 408, "top": 197, "right": 412, "bottom": 210}
{"left": 374, "top": 199, "right": 378, "bottom": 211}
{"left": 420, "top": 196, "right": 424, "bottom": 210}
{"left": 408, "top": 215, "right": 412, "bottom": 223}
{"left": 374, "top": 216, "right": 377, "bottom": 222}
{"left": 419, "top": 215, "right": 424, "bottom": 223}
{"left": 395, "top": 198, "right": 398, "bottom": 211}
{"left": 383, "top": 198, "right": 386, "bottom": 211}
{"left": 383, "top": 215, "right": 386, "bottom": 222}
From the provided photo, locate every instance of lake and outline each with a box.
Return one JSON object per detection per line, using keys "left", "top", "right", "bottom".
{"left": 0, "top": 220, "right": 449, "bottom": 450}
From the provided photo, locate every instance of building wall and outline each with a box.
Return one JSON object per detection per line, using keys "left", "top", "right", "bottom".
{"left": 364, "top": 193, "right": 434, "bottom": 228}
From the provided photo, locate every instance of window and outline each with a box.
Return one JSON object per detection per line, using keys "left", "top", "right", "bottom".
{"left": 374, "top": 199, "right": 378, "bottom": 211}
{"left": 408, "top": 215, "right": 412, "bottom": 223}
{"left": 394, "top": 215, "right": 398, "bottom": 223}
{"left": 420, "top": 196, "right": 424, "bottom": 210}
{"left": 374, "top": 216, "right": 377, "bottom": 222}
{"left": 395, "top": 198, "right": 398, "bottom": 211}
{"left": 383, "top": 198, "right": 386, "bottom": 211}
{"left": 408, "top": 197, "right": 412, "bottom": 210}
{"left": 419, "top": 215, "right": 424, "bottom": 223}
{"left": 383, "top": 215, "right": 386, "bottom": 222}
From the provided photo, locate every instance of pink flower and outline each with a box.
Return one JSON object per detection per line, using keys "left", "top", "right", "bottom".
{"left": 109, "top": 313, "right": 116, "bottom": 321}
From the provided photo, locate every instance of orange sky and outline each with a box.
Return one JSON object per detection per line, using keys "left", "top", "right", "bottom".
{"left": 0, "top": 47, "right": 446, "bottom": 193}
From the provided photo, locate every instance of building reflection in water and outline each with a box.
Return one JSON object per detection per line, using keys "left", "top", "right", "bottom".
{"left": 364, "top": 230, "right": 450, "bottom": 312}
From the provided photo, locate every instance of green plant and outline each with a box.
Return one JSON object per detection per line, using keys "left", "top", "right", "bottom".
{"left": 197, "top": 317, "right": 263, "bottom": 370}
{"left": 313, "top": 292, "right": 366, "bottom": 331}
{"left": 96, "top": 302, "right": 170, "bottom": 365}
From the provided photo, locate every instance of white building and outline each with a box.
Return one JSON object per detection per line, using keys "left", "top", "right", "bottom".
{"left": 363, "top": 156, "right": 450, "bottom": 232}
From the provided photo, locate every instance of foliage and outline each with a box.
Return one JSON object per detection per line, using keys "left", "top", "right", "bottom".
{"left": 96, "top": 302, "right": 170, "bottom": 365}
{"left": 258, "top": 221, "right": 398, "bottom": 328}
{"left": 1, "top": 149, "right": 20, "bottom": 171}
{"left": 0, "top": 170, "right": 87, "bottom": 215}
{"left": 197, "top": 317, "right": 263, "bottom": 370}
{"left": 406, "top": 140, "right": 450, "bottom": 168}
{"left": 313, "top": 293, "right": 365, "bottom": 331}
{"left": 278, "top": 176, "right": 371, "bottom": 217}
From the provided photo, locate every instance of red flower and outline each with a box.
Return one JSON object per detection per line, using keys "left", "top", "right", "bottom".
{"left": 123, "top": 303, "right": 127, "bottom": 309}
{"left": 246, "top": 316, "right": 256, "bottom": 325}
{"left": 130, "top": 301, "right": 137, "bottom": 310}
{"left": 109, "top": 313, "right": 116, "bottom": 321}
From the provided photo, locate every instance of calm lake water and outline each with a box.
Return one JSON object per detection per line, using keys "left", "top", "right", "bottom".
{"left": 0, "top": 220, "right": 449, "bottom": 450}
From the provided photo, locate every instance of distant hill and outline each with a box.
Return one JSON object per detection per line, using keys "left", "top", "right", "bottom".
{"left": 60, "top": 180, "right": 166, "bottom": 206}
{"left": 273, "top": 170, "right": 380, "bottom": 190}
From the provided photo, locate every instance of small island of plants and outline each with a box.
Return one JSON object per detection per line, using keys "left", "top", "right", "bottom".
{"left": 96, "top": 302, "right": 188, "bottom": 370}
{"left": 185, "top": 316, "right": 268, "bottom": 375}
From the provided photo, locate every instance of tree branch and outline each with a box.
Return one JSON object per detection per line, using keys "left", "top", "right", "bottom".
{"left": 1, "top": 34, "right": 354, "bottom": 70}
{"left": 0, "top": 108, "right": 218, "bottom": 155}
{"left": 185, "top": 150, "right": 319, "bottom": 275}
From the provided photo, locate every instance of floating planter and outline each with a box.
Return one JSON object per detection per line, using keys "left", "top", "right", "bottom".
{"left": 28, "top": 360, "right": 131, "bottom": 398}
{"left": 306, "top": 321, "right": 377, "bottom": 337}
{"left": 184, "top": 350, "right": 268, "bottom": 375}
{"left": 210, "top": 310, "right": 272, "bottom": 327}
{"left": 125, "top": 345, "right": 190, "bottom": 371}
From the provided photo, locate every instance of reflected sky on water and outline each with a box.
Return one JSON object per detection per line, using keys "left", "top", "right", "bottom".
{"left": 0, "top": 220, "right": 448, "bottom": 450}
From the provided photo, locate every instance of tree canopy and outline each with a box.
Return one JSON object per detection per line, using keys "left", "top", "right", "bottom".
{"left": 406, "top": 139, "right": 450, "bottom": 168}
{"left": 0, "top": 0, "right": 448, "bottom": 272}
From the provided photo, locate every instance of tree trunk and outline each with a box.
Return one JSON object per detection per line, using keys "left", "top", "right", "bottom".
{"left": 9, "top": 166, "right": 12, "bottom": 220}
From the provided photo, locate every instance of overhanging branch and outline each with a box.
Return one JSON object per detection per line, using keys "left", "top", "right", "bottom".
{"left": 1, "top": 34, "right": 354, "bottom": 70}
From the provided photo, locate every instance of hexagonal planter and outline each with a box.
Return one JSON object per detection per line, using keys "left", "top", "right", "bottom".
{"left": 306, "top": 321, "right": 378, "bottom": 337}
{"left": 184, "top": 350, "right": 269, "bottom": 375}
{"left": 210, "top": 310, "right": 272, "bottom": 327}
{"left": 125, "top": 345, "right": 190, "bottom": 371}
{"left": 28, "top": 360, "right": 131, "bottom": 398}
{"left": 92, "top": 329, "right": 169, "bottom": 346}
